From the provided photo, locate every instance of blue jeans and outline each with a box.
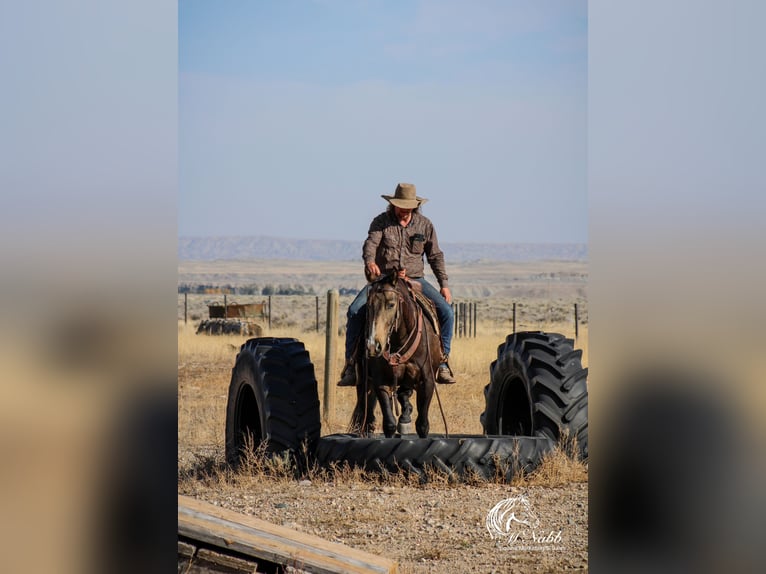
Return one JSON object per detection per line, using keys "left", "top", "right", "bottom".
{"left": 345, "top": 278, "right": 454, "bottom": 361}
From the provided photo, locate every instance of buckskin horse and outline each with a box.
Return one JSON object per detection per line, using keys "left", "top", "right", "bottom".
{"left": 349, "top": 272, "right": 442, "bottom": 438}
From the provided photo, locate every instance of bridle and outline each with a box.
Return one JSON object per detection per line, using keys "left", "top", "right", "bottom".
{"left": 368, "top": 282, "right": 424, "bottom": 367}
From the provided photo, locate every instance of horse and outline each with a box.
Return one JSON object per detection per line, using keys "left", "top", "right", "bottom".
{"left": 349, "top": 272, "right": 442, "bottom": 438}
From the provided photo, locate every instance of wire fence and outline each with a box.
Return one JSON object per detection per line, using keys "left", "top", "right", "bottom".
{"left": 179, "top": 292, "right": 588, "bottom": 338}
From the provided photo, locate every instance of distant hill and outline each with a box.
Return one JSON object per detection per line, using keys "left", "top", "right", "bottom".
{"left": 178, "top": 236, "right": 587, "bottom": 263}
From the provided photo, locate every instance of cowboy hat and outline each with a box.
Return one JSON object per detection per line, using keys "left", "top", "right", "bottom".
{"left": 381, "top": 183, "right": 428, "bottom": 209}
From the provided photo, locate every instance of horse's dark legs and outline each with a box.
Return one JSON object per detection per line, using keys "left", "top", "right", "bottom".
{"left": 376, "top": 388, "right": 398, "bottom": 438}
{"left": 364, "top": 391, "right": 378, "bottom": 435}
{"left": 415, "top": 377, "right": 435, "bottom": 439}
{"left": 396, "top": 387, "right": 414, "bottom": 434}
{"left": 351, "top": 369, "right": 377, "bottom": 436}
{"left": 415, "top": 391, "right": 432, "bottom": 438}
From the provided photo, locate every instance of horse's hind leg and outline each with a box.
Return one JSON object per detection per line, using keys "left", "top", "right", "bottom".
{"left": 396, "top": 387, "right": 414, "bottom": 435}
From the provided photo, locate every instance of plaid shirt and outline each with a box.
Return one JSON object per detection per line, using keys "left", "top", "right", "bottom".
{"left": 362, "top": 210, "right": 449, "bottom": 288}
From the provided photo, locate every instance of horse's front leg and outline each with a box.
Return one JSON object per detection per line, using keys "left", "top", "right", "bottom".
{"left": 376, "top": 387, "right": 397, "bottom": 438}
{"left": 363, "top": 390, "right": 378, "bottom": 436}
{"left": 415, "top": 370, "right": 436, "bottom": 439}
{"left": 396, "top": 387, "right": 414, "bottom": 435}
{"left": 350, "top": 362, "right": 377, "bottom": 436}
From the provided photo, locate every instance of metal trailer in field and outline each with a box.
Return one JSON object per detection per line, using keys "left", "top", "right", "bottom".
{"left": 196, "top": 301, "right": 266, "bottom": 336}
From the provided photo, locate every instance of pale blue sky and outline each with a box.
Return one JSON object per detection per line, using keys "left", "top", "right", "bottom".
{"left": 179, "top": 1, "right": 587, "bottom": 243}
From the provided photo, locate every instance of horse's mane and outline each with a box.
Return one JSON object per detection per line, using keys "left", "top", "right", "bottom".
{"left": 369, "top": 273, "right": 418, "bottom": 333}
{"left": 373, "top": 273, "right": 415, "bottom": 305}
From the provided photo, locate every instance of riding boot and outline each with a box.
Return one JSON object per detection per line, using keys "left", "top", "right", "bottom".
{"left": 436, "top": 357, "right": 456, "bottom": 384}
{"left": 336, "top": 358, "right": 357, "bottom": 387}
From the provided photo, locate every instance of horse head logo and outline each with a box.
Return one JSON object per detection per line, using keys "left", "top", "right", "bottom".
{"left": 486, "top": 495, "right": 540, "bottom": 540}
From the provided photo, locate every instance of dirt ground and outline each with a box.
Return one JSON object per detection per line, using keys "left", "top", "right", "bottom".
{"left": 178, "top": 471, "right": 588, "bottom": 574}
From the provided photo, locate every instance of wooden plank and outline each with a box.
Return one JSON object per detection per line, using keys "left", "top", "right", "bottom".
{"left": 178, "top": 539, "right": 196, "bottom": 558}
{"left": 196, "top": 548, "right": 263, "bottom": 572}
{"left": 178, "top": 495, "right": 397, "bottom": 574}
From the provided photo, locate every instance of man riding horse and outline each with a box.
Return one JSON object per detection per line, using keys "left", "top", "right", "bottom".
{"left": 338, "top": 182, "right": 456, "bottom": 387}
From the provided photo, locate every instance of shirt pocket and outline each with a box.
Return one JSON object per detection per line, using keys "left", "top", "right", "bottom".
{"left": 409, "top": 233, "right": 426, "bottom": 255}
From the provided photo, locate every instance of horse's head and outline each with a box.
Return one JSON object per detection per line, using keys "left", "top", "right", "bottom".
{"left": 366, "top": 273, "right": 402, "bottom": 358}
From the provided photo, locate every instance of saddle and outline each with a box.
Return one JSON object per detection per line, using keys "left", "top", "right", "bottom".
{"left": 404, "top": 279, "right": 440, "bottom": 339}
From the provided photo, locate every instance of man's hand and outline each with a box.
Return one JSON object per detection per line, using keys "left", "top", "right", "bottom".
{"left": 365, "top": 261, "right": 381, "bottom": 280}
{"left": 441, "top": 286, "right": 452, "bottom": 304}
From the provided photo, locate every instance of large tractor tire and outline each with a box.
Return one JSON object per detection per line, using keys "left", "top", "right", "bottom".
{"left": 225, "top": 337, "right": 321, "bottom": 468}
{"left": 480, "top": 332, "right": 588, "bottom": 460}
{"left": 315, "top": 434, "right": 554, "bottom": 482}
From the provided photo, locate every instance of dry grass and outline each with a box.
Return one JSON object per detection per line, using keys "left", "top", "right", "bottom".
{"left": 178, "top": 435, "right": 587, "bottom": 493}
{"left": 178, "top": 316, "right": 588, "bottom": 489}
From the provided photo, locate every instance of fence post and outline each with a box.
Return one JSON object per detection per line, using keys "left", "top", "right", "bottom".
{"left": 224, "top": 294, "right": 227, "bottom": 318}
{"left": 452, "top": 303, "right": 458, "bottom": 336}
{"left": 473, "top": 302, "right": 477, "bottom": 337}
{"left": 268, "top": 296, "right": 272, "bottom": 330}
{"left": 452, "top": 302, "right": 460, "bottom": 339}
{"left": 464, "top": 301, "right": 468, "bottom": 339}
{"left": 464, "top": 302, "right": 468, "bottom": 338}
{"left": 184, "top": 292, "right": 187, "bottom": 324}
{"left": 316, "top": 296, "right": 320, "bottom": 332}
{"left": 574, "top": 303, "right": 579, "bottom": 339}
{"left": 323, "top": 289, "right": 339, "bottom": 425}
{"left": 467, "top": 301, "right": 472, "bottom": 339}
{"left": 512, "top": 302, "right": 516, "bottom": 334}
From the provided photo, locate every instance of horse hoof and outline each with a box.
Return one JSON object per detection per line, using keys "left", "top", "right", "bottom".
{"left": 397, "top": 421, "right": 413, "bottom": 435}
